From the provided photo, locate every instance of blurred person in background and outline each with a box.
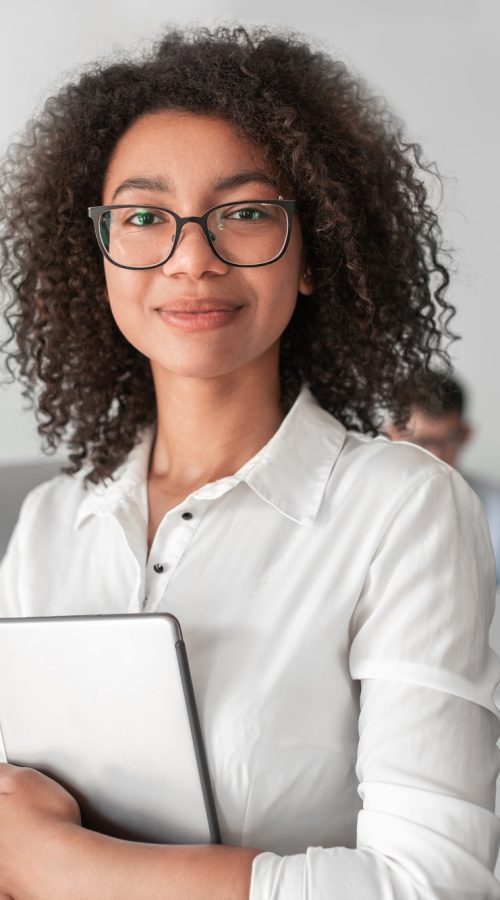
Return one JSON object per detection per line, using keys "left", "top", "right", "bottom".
{"left": 385, "top": 369, "right": 500, "bottom": 582}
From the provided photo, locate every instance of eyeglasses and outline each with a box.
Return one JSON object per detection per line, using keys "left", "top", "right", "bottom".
{"left": 87, "top": 199, "right": 296, "bottom": 269}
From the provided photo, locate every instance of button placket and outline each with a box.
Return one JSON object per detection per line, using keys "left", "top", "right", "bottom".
{"left": 144, "top": 502, "right": 206, "bottom": 611}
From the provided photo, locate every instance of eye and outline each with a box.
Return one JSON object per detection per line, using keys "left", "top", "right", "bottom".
{"left": 226, "top": 205, "right": 269, "bottom": 222}
{"left": 125, "top": 209, "right": 164, "bottom": 226}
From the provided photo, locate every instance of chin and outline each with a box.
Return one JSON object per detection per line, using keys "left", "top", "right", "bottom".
{"left": 150, "top": 353, "right": 248, "bottom": 382}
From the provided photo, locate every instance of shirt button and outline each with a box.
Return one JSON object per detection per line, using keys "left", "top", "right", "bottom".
{"left": 181, "top": 511, "right": 193, "bottom": 520}
{"left": 153, "top": 563, "right": 165, "bottom": 574}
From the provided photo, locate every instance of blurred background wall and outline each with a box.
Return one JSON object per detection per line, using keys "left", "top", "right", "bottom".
{"left": 1, "top": 0, "right": 498, "bottom": 478}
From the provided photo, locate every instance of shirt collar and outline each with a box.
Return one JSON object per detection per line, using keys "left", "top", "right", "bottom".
{"left": 237, "top": 385, "right": 346, "bottom": 525}
{"left": 75, "top": 434, "right": 154, "bottom": 529}
{"left": 75, "top": 385, "right": 346, "bottom": 529}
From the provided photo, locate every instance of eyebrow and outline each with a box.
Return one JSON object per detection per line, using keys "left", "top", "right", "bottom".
{"left": 111, "top": 170, "right": 279, "bottom": 202}
{"left": 111, "top": 176, "right": 169, "bottom": 201}
{"left": 213, "top": 171, "right": 279, "bottom": 192}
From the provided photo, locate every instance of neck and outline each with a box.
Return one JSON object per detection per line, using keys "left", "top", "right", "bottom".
{"left": 149, "top": 355, "right": 284, "bottom": 490}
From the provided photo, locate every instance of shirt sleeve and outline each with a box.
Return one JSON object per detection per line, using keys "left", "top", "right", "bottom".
{"left": 249, "top": 466, "right": 500, "bottom": 899}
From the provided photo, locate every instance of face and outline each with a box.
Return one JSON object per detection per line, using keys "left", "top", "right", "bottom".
{"left": 386, "top": 408, "right": 470, "bottom": 467}
{"left": 101, "top": 111, "right": 311, "bottom": 385}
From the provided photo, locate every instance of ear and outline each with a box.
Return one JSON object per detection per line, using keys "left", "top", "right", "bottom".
{"left": 298, "top": 266, "right": 314, "bottom": 296}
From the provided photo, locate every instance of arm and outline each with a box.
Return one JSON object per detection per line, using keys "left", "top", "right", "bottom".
{"left": 250, "top": 468, "right": 500, "bottom": 899}
{"left": 0, "top": 764, "right": 260, "bottom": 900}
{"left": 50, "top": 830, "right": 259, "bottom": 900}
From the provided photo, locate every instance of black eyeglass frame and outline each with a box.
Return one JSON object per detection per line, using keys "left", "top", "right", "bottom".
{"left": 87, "top": 199, "right": 296, "bottom": 270}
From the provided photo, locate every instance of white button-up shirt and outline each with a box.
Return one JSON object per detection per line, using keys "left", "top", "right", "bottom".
{"left": 1, "top": 386, "right": 499, "bottom": 898}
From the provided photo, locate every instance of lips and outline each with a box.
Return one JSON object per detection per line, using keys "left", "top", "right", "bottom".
{"left": 155, "top": 299, "right": 244, "bottom": 332}
{"left": 156, "top": 299, "right": 243, "bottom": 314}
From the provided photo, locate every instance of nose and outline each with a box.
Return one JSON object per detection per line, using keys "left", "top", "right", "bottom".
{"left": 161, "top": 220, "right": 229, "bottom": 279}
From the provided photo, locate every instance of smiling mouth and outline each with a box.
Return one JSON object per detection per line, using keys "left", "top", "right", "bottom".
{"left": 156, "top": 300, "right": 243, "bottom": 314}
{"left": 155, "top": 302, "right": 244, "bottom": 331}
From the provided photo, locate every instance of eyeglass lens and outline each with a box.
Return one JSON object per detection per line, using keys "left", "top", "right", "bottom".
{"left": 98, "top": 203, "right": 289, "bottom": 267}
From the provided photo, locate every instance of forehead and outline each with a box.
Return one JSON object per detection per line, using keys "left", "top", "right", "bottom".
{"left": 103, "top": 110, "right": 273, "bottom": 199}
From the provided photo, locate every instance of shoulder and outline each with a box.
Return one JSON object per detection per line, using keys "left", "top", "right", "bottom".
{"left": 0, "top": 469, "right": 91, "bottom": 616}
{"left": 336, "top": 426, "right": 459, "bottom": 491}
{"left": 295, "top": 389, "right": 481, "bottom": 528}
{"left": 9, "top": 429, "right": 153, "bottom": 538}
{"left": 327, "top": 426, "right": 484, "bottom": 529}
{"left": 13, "top": 469, "right": 90, "bottom": 534}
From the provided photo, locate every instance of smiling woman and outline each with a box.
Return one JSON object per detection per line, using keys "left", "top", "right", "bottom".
{"left": 0, "top": 26, "right": 455, "bottom": 482}
{"left": 0, "top": 24, "right": 499, "bottom": 900}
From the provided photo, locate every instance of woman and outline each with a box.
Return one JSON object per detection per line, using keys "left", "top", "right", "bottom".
{"left": 0, "top": 25, "right": 498, "bottom": 899}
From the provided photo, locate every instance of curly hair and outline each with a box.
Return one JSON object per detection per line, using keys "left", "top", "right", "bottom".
{"left": 0, "top": 25, "right": 455, "bottom": 482}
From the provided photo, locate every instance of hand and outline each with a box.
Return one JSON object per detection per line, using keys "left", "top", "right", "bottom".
{"left": 0, "top": 763, "right": 81, "bottom": 899}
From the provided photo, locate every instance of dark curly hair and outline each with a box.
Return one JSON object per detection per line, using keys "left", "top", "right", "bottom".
{"left": 0, "top": 25, "right": 455, "bottom": 482}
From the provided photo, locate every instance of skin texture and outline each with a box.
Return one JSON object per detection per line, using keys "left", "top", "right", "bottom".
{"left": 0, "top": 111, "right": 313, "bottom": 900}
{"left": 0, "top": 764, "right": 260, "bottom": 900}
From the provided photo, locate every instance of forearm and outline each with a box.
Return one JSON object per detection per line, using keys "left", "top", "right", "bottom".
{"left": 19, "top": 825, "right": 260, "bottom": 900}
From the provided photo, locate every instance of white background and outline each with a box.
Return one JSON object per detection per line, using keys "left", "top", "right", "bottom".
{"left": 0, "top": 0, "right": 498, "bottom": 482}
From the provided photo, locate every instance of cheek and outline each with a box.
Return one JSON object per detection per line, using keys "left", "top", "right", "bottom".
{"left": 104, "top": 266, "right": 150, "bottom": 346}
{"left": 104, "top": 262, "right": 139, "bottom": 304}
{"left": 254, "top": 251, "right": 303, "bottom": 330}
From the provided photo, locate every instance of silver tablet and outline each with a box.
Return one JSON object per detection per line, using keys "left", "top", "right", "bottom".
{"left": 0, "top": 613, "right": 220, "bottom": 845}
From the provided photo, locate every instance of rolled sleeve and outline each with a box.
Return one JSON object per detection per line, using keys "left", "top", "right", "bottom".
{"left": 250, "top": 467, "right": 500, "bottom": 899}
